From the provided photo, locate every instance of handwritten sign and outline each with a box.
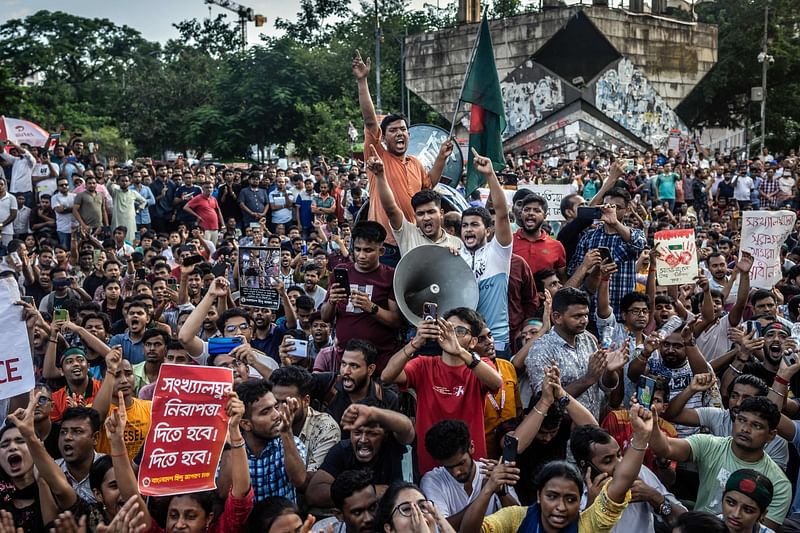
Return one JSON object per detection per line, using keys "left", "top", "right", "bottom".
{"left": 138, "top": 364, "right": 233, "bottom": 496}
{"left": 0, "top": 279, "right": 35, "bottom": 400}
{"left": 740, "top": 210, "right": 796, "bottom": 289}
{"left": 517, "top": 184, "right": 577, "bottom": 221}
{"left": 654, "top": 229, "right": 698, "bottom": 285}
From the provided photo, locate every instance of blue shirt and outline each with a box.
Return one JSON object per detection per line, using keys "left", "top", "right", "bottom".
{"left": 295, "top": 191, "right": 315, "bottom": 228}
{"left": 248, "top": 436, "right": 306, "bottom": 503}
{"left": 134, "top": 184, "right": 156, "bottom": 225}
{"left": 238, "top": 187, "right": 268, "bottom": 224}
{"left": 108, "top": 331, "right": 145, "bottom": 364}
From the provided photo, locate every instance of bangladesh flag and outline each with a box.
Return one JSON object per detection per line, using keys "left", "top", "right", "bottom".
{"left": 461, "top": 14, "right": 507, "bottom": 195}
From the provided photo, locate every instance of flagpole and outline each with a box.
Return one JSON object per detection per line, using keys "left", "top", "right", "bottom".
{"left": 448, "top": 7, "right": 488, "bottom": 139}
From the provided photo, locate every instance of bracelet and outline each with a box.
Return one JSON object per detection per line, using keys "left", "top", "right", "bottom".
{"left": 770, "top": 387, "right": 787, "bottom": 398}
{"left": 111, "top": 451, "right": 128, "bottom": 458}
{"left": 48, "top": 338, "right": 58, "bottom": 344}
{"left": 729, "top": 365, "right": 743, "bottom": 375}
{"left": 229, "top": 439, "right": 246, "bottom": 449}
{"left": 532, "top": 405, "right": 547, "bottom": 417}
{"left": 629, "top": 439, "right": 649, "bottom": 452}
{"left": 775, "top": 375, "right": 790, "bottom": 386}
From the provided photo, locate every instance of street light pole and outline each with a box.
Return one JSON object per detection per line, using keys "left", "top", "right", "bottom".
{"left": 374, "top": 0, "right": 382, "bottom": 115}
{"left": 759, "top": 4, "right": 769, "bottom": 154}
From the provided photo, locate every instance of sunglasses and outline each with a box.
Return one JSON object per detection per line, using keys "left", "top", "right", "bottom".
{"left": 224, "top": 323, "right": 250, "bottom": 333}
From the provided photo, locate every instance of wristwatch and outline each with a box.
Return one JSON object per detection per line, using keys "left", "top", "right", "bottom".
{"left": 467, "top": 352, "right": 481, "bottom": 369}
{"left": 658, "top": 500, "right": 673, "bottom": 516}
{"left": 369, "top": 303, "right": 379, "bottom": 315}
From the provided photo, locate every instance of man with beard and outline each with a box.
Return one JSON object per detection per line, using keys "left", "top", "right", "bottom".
{"left": 317, "top": 470, "right": 378, "bottom": 533}
{"left": 320, "top": 338, "right": 400, "bottom": 430}
{"left": 694, "top": 254, "right": 752, "bottom": 365}
{"left": 723, "top": 321, "right": 792, "bottom": 398}
{"left": 322, "top": 221, "right": 403, "bottom": 372}
{"left": 459, "top": 151, "right": 513, "bottom": 357}
{"left": 50, "top": 347, "right": 102, "bottom": 422}
{"left": 649, "top": 397, "right": 790, "bottom": 530}
{"left": 221, "top": 379, "right": 307, "bottom": 503}
{"left": 665, "top": 373, "right": 788, "bottom": 470}
{"left": 526, "top": 288, "right": 627, "bottom": 422}
{"left": 306, "top": 403, "right": 415, "bottom": 507}
{"left": 382, "top": 307, "right": 502, "bottom": 474}
{"left": 512, "top": 192, "right": 566, "bottom": 278}
{"left": 421, "top": 420, "right": 519, "bottom": 529}
{"left": 108, "top": 300, "right": 150, "bottom": 364}
{"left": 130, "top": 169, "right": 155, "bottom": 230}
{"left": 568, "top": 187, "right": 646, "bottom": 317}
{"left": 308, "top": 312, "right": 333, "bottom": 359}
{"left": 249, "top": 296, "right": 298, "bottom": 364}
{"left": 237, "top": 173, "right": 268, "bottom": 227}
{"left": 131, "top": 329, "right": 169, "bottom": 395}
{"left": 92, "top": 352, "right": 152, "bottom": 461}
{"left": 353, "top": 49, "right": 453, "bottom": 264}
{"left": 705, "top": 251, "right": 740, "bottom": 305}
{"left": 368, "top": 147, "right": 461, "bottom": 256}
{"left": 270, "top": 366, "right": 341, "bottom": 473}
{"left": 149, "top": 165, "right": 176, "bottom": 233}
{"left": 107, "top": 175, "right": 147, "bottom": 243}
{"left": 55, "top": 407, "right": 103, "bottom": 503}
{"left": 217, "top": 169, "right": 241, "bottom": 223}
{"left": 199, "top": 302, "right": 220, "bottom": 340}
{"left": 276, "top": 249, "right": 295, "bottom": 287}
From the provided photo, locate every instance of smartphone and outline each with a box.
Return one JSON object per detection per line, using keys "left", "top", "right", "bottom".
{"left": 501, "top": 435, "right": 518, "bottom": 464}
{"left": 333, "top": 268, "right": 350, "bottom": 296}
{"left": 784, "top": 351, "right": 798, "bottom": 367}
{"left": 168, "top": 278, "right": 178, "bottom": 291}
{"left": 93, "top": 249, "right": 101, "bottom": 263}
{"left": 22, "top": 296, "right": 34, "bottom": 305}
{"left": 624, "top": 158, "right": 635, "bottom": 172}
{"left": 637, "top": 376, "right": 656, "bottom": 410}
{"left": 249, "top": 222, "right": 261, "bottom": 229}
{"left": 135, "top": 268, "right": 147, "bottom": 280}
{"left": 54, "top": 308, "right": 68, "bottom": 321}
{"left": 287, "top": 339, "right": 309, "bottom": 358}
{"left": 208, "top": 337, "right": 242, "bottom": 355}
{"left": 577, "top": 206, "right": 602, "bottom": 220}
{"left": 745, "top": 320, "right": 762, "bottom": 339}
{"left": 597, "top": 246, "right": 613, "bottom": 263}
{"left": 9, "top": 252, "right": 21, "bottom": 265}
{"left": 134, "top": 231, "right": 141, "bottom": 242}
{"left": 183, "top": 254, "right": 204, "bottom": 267}
{"left": 422, "top": 302, "right": 438, "bottom": 322}
{"left": 212, "top": 262, "right": 229, "bottom": 278}
{"left": 301, "top": 241, "right": 308, "bottom": 255}
{"left": 581, "top": 459, "right": 605, "bottom": 481}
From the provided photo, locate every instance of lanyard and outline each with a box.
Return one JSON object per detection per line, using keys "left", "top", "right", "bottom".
{"left": 487, "top": 386, "right": 505, "bottom": 414}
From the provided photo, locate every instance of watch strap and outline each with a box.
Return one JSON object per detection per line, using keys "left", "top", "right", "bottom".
{"left": 467, "top": 353, "right": 481, "bottom": 369}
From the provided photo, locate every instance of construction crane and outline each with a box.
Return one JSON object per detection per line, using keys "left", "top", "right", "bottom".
{"left": 204, "top": 0, "right": 266, "bottom": 50}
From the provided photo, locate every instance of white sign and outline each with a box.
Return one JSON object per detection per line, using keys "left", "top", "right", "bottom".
{"left": 654, "top": 229, "right": 697, "bottom": 285}
{"left": 0, "top": 279, "right": 35, "bottom": 400}
{"left": 476, "top": 188, "right": 515, "bottom": 208}
{"left": 740, "top": 210, "right": 796, "bottom": 289}
{"left": 518, "top": 184, "right": 577, "bottom": 221}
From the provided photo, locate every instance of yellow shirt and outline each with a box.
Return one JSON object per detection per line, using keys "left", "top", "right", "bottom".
{"left": 481, "top": 484, "right": 630, "bottom": 533}
{"left": 484, "top": 358, "right": 522, "bottom": 458}
{"left": 96, "top": 398, "right": 152, "bottom": 461}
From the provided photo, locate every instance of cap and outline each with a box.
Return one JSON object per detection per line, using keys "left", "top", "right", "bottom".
{"left": 724, "top": 469, "right": 773, "bottom": 512}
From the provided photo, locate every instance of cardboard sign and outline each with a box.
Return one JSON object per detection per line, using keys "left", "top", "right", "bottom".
{"left": 740, "top": 210, "right": 797, "bottom": 289}
{"left": 654, "top": 229, "right": 698, "bottom": 285}
{"left": 239, "top": 247, "right": 281, "bottom": 309}
{"left": 138, "top": 365, "right": 233, "bottom": 496}
{"left": 0, "top": 279, "right": 35, "bottom": 400}
{"left": 517, "top": 184, "right": 577, "bottom": 221}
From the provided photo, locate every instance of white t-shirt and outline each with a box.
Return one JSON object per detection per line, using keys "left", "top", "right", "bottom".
{"left": 0, "top": 192, "right": 16, "bottom": 235}
{"left": 420, "top": 460, "right": 514, "bottom": 519}
{"left": 52, "top": 192, "right": 76, "bottom": 233}
{"left": 733, "top": 176, "right": 754, "bottom": 201}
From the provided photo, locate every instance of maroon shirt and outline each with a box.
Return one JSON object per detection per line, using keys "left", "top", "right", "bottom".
{"left": 508, "top": 253, "right": 539, "bottom": 345}
{"left": 324, "top": 262, "right": 401, "bottom": 372}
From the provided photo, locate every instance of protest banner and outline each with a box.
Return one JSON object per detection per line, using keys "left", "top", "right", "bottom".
{"left": 739, "top": 210, "right": 797, "bottom": 289}
{"left": 654, "top": 229, "right": 698, "bottom": 285}
{"left": 517, "top": 184, "right": 576, "bottom": 221}
{"left": 0, "top": 278, "right": 35, "bottom": 400}
{"left": 476, "top": 187, "right": 515, "bottom": 207}
{"left": 138, "top": 364, "right": 233, "bottom": 496}
{"left": 239, "top": 247, "right": 281, "bottom": 309}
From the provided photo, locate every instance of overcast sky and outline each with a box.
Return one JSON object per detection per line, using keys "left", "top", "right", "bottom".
{"left": 0, "top": 0, "right": 437, "bottom": 46}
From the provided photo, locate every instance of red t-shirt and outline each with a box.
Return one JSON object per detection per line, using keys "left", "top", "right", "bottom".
{"left": 185, "top": 194, "right": 220, "bottom": 230}
{"left": 324, "top": 262, "right": 401, "bottom": 373}
{"left": 512, "top": 229, "right": 566, "bottom": 276}
{"left": 403, "top": 356, "right": 493, "bottom": 475}
{"left": 50, "top": 379, "right": 103, "bottom": 422}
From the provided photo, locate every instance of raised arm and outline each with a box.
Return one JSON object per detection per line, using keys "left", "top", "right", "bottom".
{"left": 649, "top": 411, "right": 692, "bottom": 462}
{"left": 472, "top": 148, "right": 511, "bottom": 246}
{"left": 222, "top": 392, "right": 251, "bottom": 497}
{"left": 662, "top": 373, "right": 714, "bottom": 425}
{"left": 729, "top": 252, "right": 753, "bottom": 326}
{"left": 178, "top": 277, "right": 230, "bottom": 358}
{"left": 366, "top": 145, "right": 404, "bottom": 231}
{"left": 352, "top": 49, "right": 378, "bottom": 132}
{"left": 341, "top": 404, "right": 415, "bottom": 445}
{"left": 605, "top": 404, "right": 653, "bottom": 503}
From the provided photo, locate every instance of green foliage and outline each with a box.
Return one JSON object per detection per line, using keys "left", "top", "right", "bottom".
{"left": 489, "top": 0, "right": 523, "bottom": 19}
{"left": 294, "top": 98, "right": 359, "bottom": 158}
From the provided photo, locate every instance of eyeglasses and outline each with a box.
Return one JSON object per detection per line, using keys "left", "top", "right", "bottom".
{"left": 453, "top": 326, "right": 471, "bottom": 337}
{"left": 625, "top": 308, "right": 649, "bottom": 316}
{"left": 37, "top": 396, "right": 52, "bottom": 405}
{"left": 224, "top": 323, "right": 250, "bottom": 333}
{"left": 391, "top": 499, "right": 433, "bottom": 518}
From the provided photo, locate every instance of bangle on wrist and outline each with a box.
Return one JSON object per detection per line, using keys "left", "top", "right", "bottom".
{"left": 775, "top": 375, "right": 789, "bottom": 386}
{"left": 229, "top": 439, "right": 246, "bottom": 449}
{"left": 629, "top": 438, "right": 649, "bottom": 452}
{"left": 729, "top": 365, "right": 743, "bottom": 375}
{"left": 769, "top": 387, "right": 787, "bottom": 398}
{"left": 532, "top": 404, "right": 548, "bottom": 417}
{"left": 111, "top": 451, "right": 128, "bottom": 458}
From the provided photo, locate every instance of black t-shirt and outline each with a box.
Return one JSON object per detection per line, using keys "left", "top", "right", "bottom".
{"left": 83, "top": 273, "right": 105, "bottom": 299}
{"left": 514, "top": 418, "right": 572, "bottom": 505}
{"left": 323, "top": 378, "right": 400, "bottom": 432}
{"left": 43, "top": 421, "right": 62, "bottom": 460}
{"left": 319, "top": 435, "right": 406, "bottom": 487}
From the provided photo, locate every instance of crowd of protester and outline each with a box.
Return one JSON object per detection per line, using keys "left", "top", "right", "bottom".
{"left": 0, "top": 50, "right": 799, "bottom": 533}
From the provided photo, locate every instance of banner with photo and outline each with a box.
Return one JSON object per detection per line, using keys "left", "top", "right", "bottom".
{"left": 239, "top": 247, "right": 281, "bottom": 309}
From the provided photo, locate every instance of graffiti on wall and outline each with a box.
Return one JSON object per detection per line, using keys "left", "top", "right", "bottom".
{"left": 594, "top": 58, "right": 686, "bottom": 147}
{"left": 501, "top": 61, "right": 566, "bottom": 140}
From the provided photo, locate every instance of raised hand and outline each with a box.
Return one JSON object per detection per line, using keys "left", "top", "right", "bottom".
{"left": 0, "top": 509, "right": 23, "bottom": 533}
{"left": 366, "top": 145, "right": 384, "bottom": 176}
{"left": 438, "top": 138, "right": 455, "bottom": 160}
{"left": 585, "top": 350, "right": 608, "bottom": 382}
{"left": 352, "top": 49, "right": 371, "bottom": 80}
{"left": 341, "top": 404, "right": 374, "bottom": 432}
{"left": 206, "top": 276, "right": 230, "bottom": 298}
{"left": 278, "top": 396, "right": 300, "bottom": 435}
{"left": 50, "top": 511, "right": 87, "bottom": 533}
{"left": 629, "top": 403, "right": 655, "bottom": 442}
{"left": 436, "top": 318, "right": 462, "bottom": 355}
{"left": 471, "top": 148, "right": 495, "bottom": 176}
{"left": 605, "top": 343, "right": 629, "bottom": 373}
{"left": 689, "top": 373, "right": 716, "bottom": 393}
{"left": 7, "top": 389, "right": 41, "bottom": 439}
{"left": 96, "top": 495, "right": 148, "bottom": 533}
{"left": 736, "top": 251, "right": 754, "bottom": 274}
{"left": 225, "top": 391, "right": 244, "bottom": 432}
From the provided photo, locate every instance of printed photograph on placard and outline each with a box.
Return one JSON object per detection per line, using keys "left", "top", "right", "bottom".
{"left": 239, "top": 247, "right": 281, "bottom": 309}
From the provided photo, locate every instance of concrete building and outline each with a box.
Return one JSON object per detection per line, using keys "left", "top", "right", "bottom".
{"left": 405, "top": 5, "right": 717, "bottom": 156}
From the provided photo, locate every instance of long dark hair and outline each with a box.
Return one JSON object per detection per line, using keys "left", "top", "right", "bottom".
{"left": 534, "top": 460, "right": 584, "bottom": 495}
{"left": 375, "top": 481, "right": 424, "bottom": 532}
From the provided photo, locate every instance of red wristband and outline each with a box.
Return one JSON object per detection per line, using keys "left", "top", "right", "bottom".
{"left": 774, "top": 375, "right": 789, "bottom": 386}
